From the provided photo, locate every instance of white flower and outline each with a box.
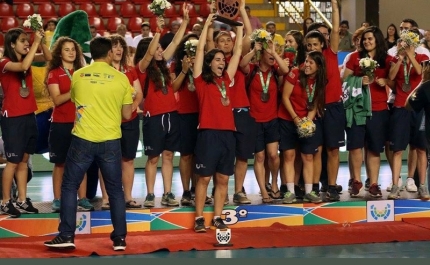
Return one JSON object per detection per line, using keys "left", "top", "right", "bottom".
{"left": 363, "top": 58, "right": 370, "bottom": 67}
{"left": 23, "top": 20, "right": 31, "bottom": 28}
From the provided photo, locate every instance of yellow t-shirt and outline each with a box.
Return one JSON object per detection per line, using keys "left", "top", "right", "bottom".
{"left": 71, "top": 61, "right": 133, "bottom": 142}
{"left": 272, "top": 33, "right": 285, "bottom": 57}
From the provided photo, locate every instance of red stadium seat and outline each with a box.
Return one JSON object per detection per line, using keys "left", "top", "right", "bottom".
{"left": 149, "top": 16, "right": 157, "bottom": 32}
{"left": 52, "top": 0, "right": 72, "bottom": 4}
{"left": 188, "top": 16, "right": 204, "bottom": 27}
{"left": 1, "top": 17, "right": 20, "bottom": 33}
{"left": 127, "top": 16, "right": 143, "bottom": 33}
{"left": 198, "top": 3, "right": 211, "bottom": 17}
{"left": 0, "top": 3, "right": 14, "bottom": 18}
{"left": 130, "top": 0, "right": 150, "bottom": 4}
{"left": 88, "top": 16, "right": 106, "bottom": 31}
{"left": 99, "top": 3, "right": 118, "bottom": 18}
{"left": 162, "top": 5, "right": 177, "bottom": 18}
{"left": 58, "top": 3, "right": 77, "bottom": 18}
{"left": 16, "top": 3, "right": 35, "bottom": 19}
{"left": 73, "top": 0, "right": 89, "bottom": 4}
{"left": 92, "top": 0, "right": 113, "bottom": 3}
{"left": 0, "top": 32, "right": 4, "bottom": 47}
{"left": 139, "top": 3, "right": 156, "bottom": 18}
{"left": 36, "top": 3, "right": 58, "bottom": 18}
{"left": 78, "top": 3, "right": 99, "bottom": 18}
{"left": 106, "top": 17, "right": 124, "bottom": 32}
{"left": 119, "top": 2, "right": 138, "bottom": 18}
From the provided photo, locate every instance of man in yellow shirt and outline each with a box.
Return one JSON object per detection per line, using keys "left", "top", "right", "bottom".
{"left": 266, "top": 21, "right": 285, "bottom": 57}
{"left": 44, "top": 37, "right": 133, "bottom": 251}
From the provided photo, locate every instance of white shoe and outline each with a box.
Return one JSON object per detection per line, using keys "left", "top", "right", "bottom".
{"left": 387, "top": 177, "right": 404, "bottom": 191}
{"left": 405, "top": 178, "right": 418, "bottom": 192}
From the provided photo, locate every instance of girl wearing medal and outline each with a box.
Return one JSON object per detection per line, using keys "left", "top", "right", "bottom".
{"left": 0, "top": 28, "right": 51, "bottom": 217}
{"left": 46, "top": 37, "right": 94, "bottom": 213}
{"left": 386, "top": 28, "right": 428, "bottom": 200}
{"left": 342, "top": 26, "right": 393, "bottom": 198}
{"left": 239, "top": 33, "right": 290, "bottom": 204}
{"left": 97, "top": 34, "right": 143, "bottom": 210}
{"left": 192, "top": 13, "right": 243, "bottom": 232}
{"left": 278, "top": 51, "right": 326, "bottom": 204}
{"left": 134, "top": 4, "right": 189, "bottom": 208}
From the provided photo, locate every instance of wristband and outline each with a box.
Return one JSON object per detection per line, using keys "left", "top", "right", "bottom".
{"left": 293, "top": 116, "right": 299, "bottom": 120}
{"left": 181, "top": 70, "right": 187, "bottom": 75}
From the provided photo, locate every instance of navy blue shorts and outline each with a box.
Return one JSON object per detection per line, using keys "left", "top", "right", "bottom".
{"left": 410, "top": 109, "right": 427, "bottom": 150}
{"left": 233, "top": 108, "right": 258, "bottom": 160}
{"left": 278, "top": 119, "right": 319, "bottom": 154}
{"left": 179, "top": 113, "right": 199, "bottom": 155}
{"left": 121, "top": 116, "right": 140, "bottom": 159}
{"left": 142, "top": 111, "right": 180, "bottom": 156}
{"left": 346, "top": 110, "right": 389, "bottom": 153}
{"left": 194, "top": 130, "right": 236, "bottom": 176}
{"left": 322, "top": 102, "right": 346, "bottom": 148}
{"left": 255, "top": 118, "right": 280, "bottom": 153}
{"left": 48, "top": 122, "right": 73, "bottom": 164}
{"left": 1, "top": 113, "right": 38, "bottom": 163}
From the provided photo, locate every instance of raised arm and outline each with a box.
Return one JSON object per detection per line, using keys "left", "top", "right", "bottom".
{"left": 172, "top": 55, "right": 191, "bottom": 91}
{"left": 4, "top": 30, "right": 44, "bottom": 72}
{"left": 34, "top": 36, "right": 52, "bottom": 62}
{"left": 266, "top": 41, "right": 290, "bottom": 75}
{"left": 239, "top": 42, "right": 261, "bottom": 74}
{"left": 163, "top": 3, "right": 190, "bottom": 60}
{"left": 226, "top": 24, "right": 244, "bottom": 79}
{"left": 329, "top": 0, "right": 340, "bottom": 53}
{"left": 238, "top": 0, "right": 252, "bottom": 57}
{"left": 138, "top": 18, "right": 163, "bottom": 72}
{"left": 194, "top": 13, "right": 216, "bottom": 78}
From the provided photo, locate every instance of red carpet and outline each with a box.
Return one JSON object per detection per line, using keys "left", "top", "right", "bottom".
{"left": 1, "top": 220, "right": 430, "bottom": 258}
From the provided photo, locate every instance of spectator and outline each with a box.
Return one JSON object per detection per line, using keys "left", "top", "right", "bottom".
{"left": 89, "top": 25, "right": 101, "bottom": 39}
{"left": 265, "top": 21, "right": 285, "bottom": 56}
{"left": 132, "top": 22, "right": 151, "bottom": 48}
{"left": 160, "top": 20, "right": 181, "bottom": 50}
{"left": 338, "top": 20, "right": 354, "bottom": 52}
{"left": 191, "top": 23, "right": 203, "bottom": 37}
{"left": 385, "top": 23, "right": 400, "bottom": 50}
{"left": 301, "top": 17, "right": 314, "bottom": 36}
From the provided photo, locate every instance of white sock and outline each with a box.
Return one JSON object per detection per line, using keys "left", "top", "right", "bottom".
{"left": 305, "top": 184, "right": 313, "bottom": 194}
{"left": 287, "top": 183, "right": 295, "bottom": 194}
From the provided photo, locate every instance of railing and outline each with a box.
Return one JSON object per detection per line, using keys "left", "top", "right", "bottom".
{"left": 276, "top": 0, "right": 333, "bottom": 29}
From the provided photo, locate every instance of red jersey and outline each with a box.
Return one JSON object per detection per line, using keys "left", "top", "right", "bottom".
{"left": 323, "top": 48, "right": 343, "bottom": 104}
{"left": 119, "top": 65, "right": 139, "bottom": 122}
{"left": 135, "top": 66, "right": 177, "bottom": 117}
{"left": 345, "top": 51, "right": 393, "bottom": 111}
{"left": 47, "top": 67, "right": 75, "bottom": 123}
{"left": 194, "top": 74, "right": 235, "bottom": 131}
{"left": 278, "top": 68, "right": 314, "bottom": 121}
{"left": 225, "top": 55, "right": 250, "bottom": 108}
{"left": 391, "top": 54, "right": 429, "bottom": 107}
{"left": 0, "top": 58, "right": 37, "bottom": 117}
{"left": 169, "top": 61, "right": 198, "bottom": 114}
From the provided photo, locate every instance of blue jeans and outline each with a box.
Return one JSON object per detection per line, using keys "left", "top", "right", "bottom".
{"left": 59, "top": 136, "right": 126, "bottom": 240}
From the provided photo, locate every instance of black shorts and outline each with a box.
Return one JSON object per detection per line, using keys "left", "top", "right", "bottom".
{"left": 233, "top": 108, "right": 258, "bottom": 160}
{"left": 48, "top": 122, "right": 73, "bottom": 164}
{"left": 1, "top": 113, "right": 38, "bottom": 163}
{"left": 194, "top": 130, "right": 236, "bottom": 176}
{"left": 255, "top": 118, "right": 280, "bottom": 153}
{"left": 179, "top": 113, "right": 199, "bottom": 155}
{"left": 142, "top": 111, "right": 180, "bottom": 156}
{"left": 322, "top": 102, "right": 346, "bottom": 148}
{"left": 346, "top": 110, "right": 389, "bottom": 153}
{"left": 410, "top": 109, "right": 427, "bottom": 150}
{"left": 278, "top": 119, "right": 319, "bottom": 154}
{"left": 121, "top": 116, "right": 140, "bottom": 159}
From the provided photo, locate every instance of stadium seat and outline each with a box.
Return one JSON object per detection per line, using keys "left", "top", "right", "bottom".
{"left": 149, "top": 16, "right": 158, "bottom": 32}
{"left": 163, "top": 5, "right": 177, "bottom": 18}
{"left": 58, "top": 3, "right": 76, "bottom": 18}
{"left": 1, "top": 17, "right": 20, "bottom": 33}
{"left": 130, "top": 0, "right": 150, "bottom": 4}
{"left": 99, "top": 3, "right": 118, "bottom": 18}
{"left": 73, "top": 0, "right": 89, "bottom": 4}
{"left": 139, "top": 3, "right": 156, "bottom": 18}
{"left": 88, "top": 16, "right": 106, "bottom": 31}
{"left": 92, "top": 0, "right": 113, "bottom": 3}
{"left": 0, "top": 2, "right": 14, "bottom": 18}
{"left": 16, "top": 3, "right": 35, "bottom": 19}
{"left": 36, "top": 3, "right": 57, "bottom": 18}
{"left": 12, "top": 0, "right": 27, "bottom": 3}
{"left": 106, "top": 17, "right": 124, "bottom": 32}
{"left": 197, "top": 3, "right": 211, "bottom": 17}
{"left": 119, "top": 2, "right": 138, "bottom": 18}
{"left": 188, "top": 16, "right": 204, "bottom": 28}
{"left": 78, "top": 3, "right": 99, "bottom": 18}
{"left": 0, "top": 32, "right": 4, "bottom": 47}
{"left": 127, "top": 16, "right": 143, "bottom": 33}
{"left": 52, "top": 0, "right": 72, "bottom": 4}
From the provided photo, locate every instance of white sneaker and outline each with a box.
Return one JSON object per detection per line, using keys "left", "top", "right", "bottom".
{"left": 387, "top": 177, "right": 404, "bottom": 191}
{"left": 405, "top": 178, "right": 418, "bottom": 192}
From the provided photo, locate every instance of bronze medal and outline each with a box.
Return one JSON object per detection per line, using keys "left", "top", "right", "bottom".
{"left": 187, "top": 82, "right": 195, "bottom": 92}
{"left": 221, "top": 96, "right": 230, "bottom": 106}
{"left": 161, "top": 86, "right": 168, "bottom": 95}
{"left": 19, "top": 86, "right": 30, "bottom": 98}
{"left": 402, "top": 83, "right": 411, "bottom": 93}
{"left": 307, "top": 102, "right": 314, "bottom": 110}
{"left": 260, "top": 92, "right": 270, "bottom": 102}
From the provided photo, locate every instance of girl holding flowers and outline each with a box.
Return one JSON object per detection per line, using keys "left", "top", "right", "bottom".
{"left": 0, "top": 26, "right": 52, "bottom": 217}
{"left": 135, "top": 3, "right": 189, "bottom": 208}
{"left": 342, "top": 26, "right": 393, "bottom": 198}
{"left": 239, "top": 28, "right": 290, "bottom": 203}
{"left": 386, "top": 28, "right": 429, "bottom": 200}
{"left": 278, "top": 51, "right": 326, "bottom": 204}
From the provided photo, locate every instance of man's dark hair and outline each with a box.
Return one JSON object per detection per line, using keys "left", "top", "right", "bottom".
{"left": 90, "top": 37, "right": 112, "bottom": 60}
{"left": 402, "top": 18, "right": 419, "bottom": 28}
{"left": 307, "top": 22, "right": 328, "bottom": 32}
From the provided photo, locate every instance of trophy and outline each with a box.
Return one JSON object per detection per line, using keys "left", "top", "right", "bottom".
{"left": 210, "top": 0, "right": 243, "bottom": 26}
{"left": 214, "top": 228, "right": 233, "bottom": 247}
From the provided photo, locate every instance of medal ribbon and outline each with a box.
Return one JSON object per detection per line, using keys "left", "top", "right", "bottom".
{"left": 159, "top": 68, "right": 166, "bottom": 89}
{"left": 188, "top": 73, "right": 194, "bottom": 86}
{"left": 258, "top": 70, "right": 272, "bottom": 94}
{"left": 215, "top": 80, "right": 226, "bottom": 98}
{"left": 21, "top": 70, "right": 27, "bottom": 88}
{"left": 306, "top": 82, "right": 315, "bottom": 103}
{"left": 403, "top": 58, "right": 413, "bottom": 85}
{"left": 63, "top": 67, "right": 73, "bottom": 80}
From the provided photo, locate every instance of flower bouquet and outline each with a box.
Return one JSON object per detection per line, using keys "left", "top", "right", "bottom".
{"left": 149, "top": 0, "right": 172, "bottom": 17}
{"left": 397, "top": 30, "right": 420, "bottom": 55}
{"left": 296, "top": 117, "right": 316, "bottom": 138}
{"left": 250, "top": 29, "right": 272, "bottom": 61}
{"left": 359, "top": 57, "right": 379, "bottom": 83}
{"left": 184, "top": 39, "right": 198, "bottom": 57}
{"left": 23, "top": 14, "right": 43, "bottom": 32}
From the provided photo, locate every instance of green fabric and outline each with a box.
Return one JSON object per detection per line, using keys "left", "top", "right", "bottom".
{"left": 343, "top": 75, "right": 372, "bottom": 128}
